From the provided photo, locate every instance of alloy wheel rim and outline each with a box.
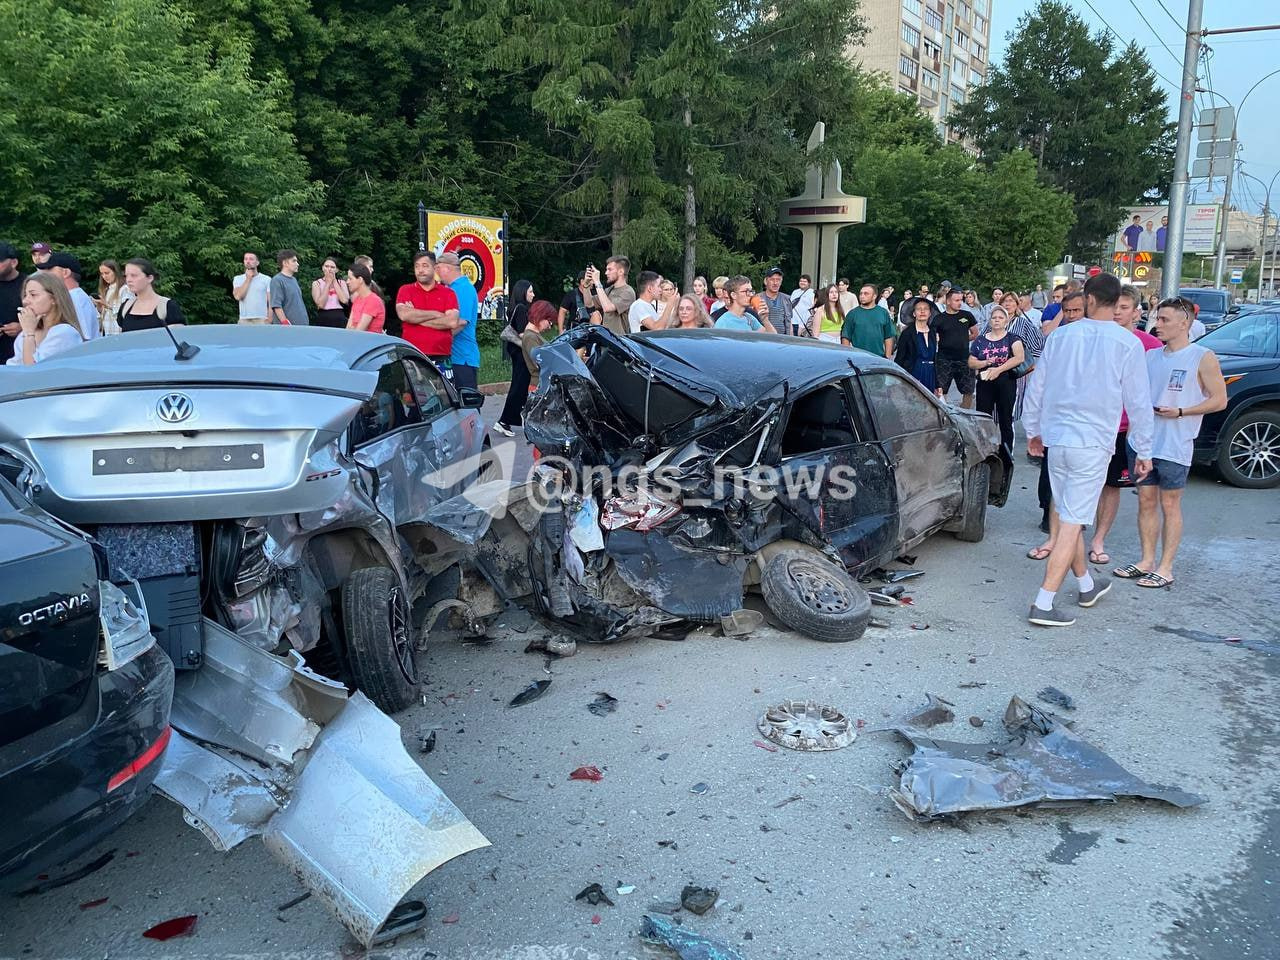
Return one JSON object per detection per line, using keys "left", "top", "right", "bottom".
{"left": 1229, "top": 421, "right": 1280, "bottom": 481}
{"left": 388, "top": 585, "right": 418, "bottom": 684}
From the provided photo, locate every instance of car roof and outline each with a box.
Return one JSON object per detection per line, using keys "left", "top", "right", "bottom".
{"left": 0, "top": 326, "right": 391, "bottom": 400}
{"left": 630, "top": 329, "right": 899, "bottom": 398}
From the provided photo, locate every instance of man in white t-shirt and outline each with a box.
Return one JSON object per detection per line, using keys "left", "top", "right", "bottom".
{"left": 789, "top": 274, "right": 814, "bottom": 335}
{"left": 1112, "top": 296, "right": 1227, "bottom": 590}
{"left": 628, "top": 270, "right": 661, "bottom": 333}
{"left": 232, "top": 252, "right": 271, "bottom": 324}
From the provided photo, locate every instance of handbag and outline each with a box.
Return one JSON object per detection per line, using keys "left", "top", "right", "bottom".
{"left": 500, "top": 323, "right": 522, "bottom": 347}
{"left": 1010, "top": 358, "right": 1034, "bottom": 379}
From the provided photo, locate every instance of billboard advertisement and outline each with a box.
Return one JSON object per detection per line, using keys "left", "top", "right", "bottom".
{"left": 1113, "top": 204, "right": 1219, "bottom": 255}
{"left": 424, "top": 210, "right": 506, "bottom": 301}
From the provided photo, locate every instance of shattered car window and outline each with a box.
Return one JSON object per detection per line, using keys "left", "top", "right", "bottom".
{"left": 858, "top": 372, "right": 944, "bottom": 438}
{"left": 351, "top": 356, "right": 422, "bottom": 446}
{"left": 402, "top": 356, "right": 452, "bottom": 421}
{"left": 781, "top": 383, "right": 858, "bottom": 456}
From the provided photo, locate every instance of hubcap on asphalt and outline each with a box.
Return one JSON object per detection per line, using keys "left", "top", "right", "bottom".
{"left": 758, "top": 700, "right": 856, "bottom": 751}
{"left": 786, "top": 559, "right": 854, "bottom": 614}
{"left": 389, "top": 585, "right": 418, "bottom": 684}
{"left": 1229, "top": 421, "right": 1280, "bottom": 481}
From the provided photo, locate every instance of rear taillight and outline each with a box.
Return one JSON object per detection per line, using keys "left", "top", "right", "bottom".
{"left": 107, "top": 725, "right": 171, "bottom": 793}
{"left": 98, "top": 579, "right": 155, "bottom": 671}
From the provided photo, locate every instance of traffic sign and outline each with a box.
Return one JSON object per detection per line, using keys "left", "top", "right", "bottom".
{"left": 1230, "top": 269, "right": 1243, "bottom": 284}
{"left": 1199, "top": 107, "right": 1235, "bottom": 140}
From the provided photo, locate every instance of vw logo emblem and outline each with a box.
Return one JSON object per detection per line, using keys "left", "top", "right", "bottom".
{"left": 156, "top": 393, "right": 194, "bottom": 423}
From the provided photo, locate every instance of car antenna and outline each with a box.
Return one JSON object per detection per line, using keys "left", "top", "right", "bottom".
{"left": 162, "top": 321, "right": 200, "bottom": 361}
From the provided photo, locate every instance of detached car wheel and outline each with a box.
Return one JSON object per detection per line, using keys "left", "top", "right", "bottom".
{"left": 953, "top": 463, "right": 990, "bottom": 542}
{"left": 760, "top": 548, "right": 870, "bottom": 643}
{"left": 341, "top": 566, "right": 419, "bottom": 713}
{"left": 1216, "top": 410, "right": 1280, "bottom": 489}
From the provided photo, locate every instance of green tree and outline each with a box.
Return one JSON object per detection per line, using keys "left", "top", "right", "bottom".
{"left": 950, "top": 0, "right": 1173, "bottom": 254}
{"left": 0, "top": 0, "right": 335, "bottom": 320}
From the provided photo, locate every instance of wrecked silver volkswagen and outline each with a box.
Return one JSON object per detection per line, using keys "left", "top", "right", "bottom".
{"left": 0, "top": 326, "right": 495, "bottom": 943}
{"left": 428, "top": 326, "right": 1011, "bottom": 644}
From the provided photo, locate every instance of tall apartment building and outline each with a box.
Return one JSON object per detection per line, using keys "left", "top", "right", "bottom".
{"left": 851, "top": 0, "right": 994, "bottom": 143}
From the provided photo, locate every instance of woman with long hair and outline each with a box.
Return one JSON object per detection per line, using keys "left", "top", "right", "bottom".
{"left": 345, "top": 263, "right": 385, "bottom": 333}
{"left": 312, "top": 256, "right": 350, "bottom": 329}
{"left": 96, "top": 260, "right": 131, "bottom": 335}
{"left": 494, "top": 279, "right": 535, "bottom": 436}
{"left": 692, "top": 276, "right": 714, "bottom": 314}
{"left": 811, "top": 283, "right": 844, "bottom": 341}
{"left": 8, "top": 272, "right": 83, "bottom": 365}
{"left": 117, "top": 258, "right": 186, "bottom": 331}
{"left": 670, "top": 294, "right": 712, "bottom": 329}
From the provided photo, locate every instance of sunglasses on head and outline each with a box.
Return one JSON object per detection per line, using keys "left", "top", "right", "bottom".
{"left": 1158, "top": 297, "right": 1194, "bottom": 314}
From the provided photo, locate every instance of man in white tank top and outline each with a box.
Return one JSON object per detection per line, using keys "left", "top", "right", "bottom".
{"left": 1114, "top": 296, "right": 1227, "bottom": 590}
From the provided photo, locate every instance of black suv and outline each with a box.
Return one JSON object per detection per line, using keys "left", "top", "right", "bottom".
{"left": 0, "top": 476, "right": 174, "bottom": 891}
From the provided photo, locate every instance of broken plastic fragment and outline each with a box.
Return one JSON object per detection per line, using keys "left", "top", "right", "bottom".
{"left": 570, "top": 765, "right": 604, "bottom": 782}
{"left": 616, "top": 884, "right": 636, "bottom": 895}
{"left": 690, "top": 781, "right": 711, "bottom": 795}
{"left": 79, "top": 897, "right": 109, "bottom": 910}
{"left": 371, "top": 900, "right": 427, "bottom": 945}
{"left": 1037, "top": 685, "right": 1076, "bottom": 711}
{"left": 143, "top": 915, "right": 199, "bottom": 941}
{"left": 680, "top": 885, "right": 719, "bottom": 915}
{"left": 508, "top": 679, "right": 552, "bottom": 708}
{"left": 588, "top": 692, "right": 618, "bottom": 716}
{"left": 752, "top": 739, "right": 778, "bottom": 753}
{"left": 640, "top": 913, "right": 746, "bottom": 960}
{"left": 575, "top": 883, "right": 615, "bottom": 907}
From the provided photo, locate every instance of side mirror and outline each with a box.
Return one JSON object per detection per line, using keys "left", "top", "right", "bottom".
{"left": 1228, "top": 304, "right": 1240, "bottom": 314}
{"left": 459, "top": 387, "right": 485, "bottom": 409}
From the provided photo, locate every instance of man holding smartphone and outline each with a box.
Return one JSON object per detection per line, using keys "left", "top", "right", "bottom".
{"left": 584, "top": 256, "right": 636, "bottom": 336}
{"left": 232, "top": 252, "right": 271, "bottom": 324}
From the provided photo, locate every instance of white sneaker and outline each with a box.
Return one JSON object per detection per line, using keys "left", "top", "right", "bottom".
{"left": 493, "top": 422, "right": 514, "bottom": 438}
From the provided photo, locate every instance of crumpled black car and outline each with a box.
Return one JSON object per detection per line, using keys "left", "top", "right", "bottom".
{"left": 428, "top": 327, "right": 1011, "bottom": 643}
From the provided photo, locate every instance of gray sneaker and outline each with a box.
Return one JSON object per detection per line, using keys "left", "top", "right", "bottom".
{"left": 1077, "top": 575, "right": 1112, "bottom": 608}
{"left": 1027, "top": 605, "right": 1076, "bottom": 627}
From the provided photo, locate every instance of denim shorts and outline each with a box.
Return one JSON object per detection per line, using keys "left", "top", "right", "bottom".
{"left": 1126, "top": 444, "right": 1190, "bottom": 490}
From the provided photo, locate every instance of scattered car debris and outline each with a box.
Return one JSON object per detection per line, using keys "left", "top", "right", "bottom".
{"left": 757, "top": 700, "right": 856, "bottom": 751}
{"left": 869, "top": 591, "right": 902, "bottom": 607}
{"left": 958, "top": 681, "right": 987, "bottom": 689}
{"left": 276, "top": 891, "right": 312, "bottom": 912}
{"left": 877, "top": 693, "right": 955, "bottom": 731}
{"left": 752, "top": 739, "right": 779, "bottom": 753}
{"left": 441, "top": 912, "right": 460, "bottom": 924}
{"left": 885, "top": 695, "right": 1205, "bottom": 820}
{"left": 1037, "top": 686, "right": 1077, "bottom": 711}
{"left": 576, "top": 883, "right": 616, "bottom": 907}
{"left": 508, "top": 679, "right": 552, "bottom": 708}
{"left": 142, "top": 915, "right": 199, "bottom": 941}
{"left": 616, "top": 884, "right": 636, "bottom": 896}
{"left": 17, "top": 850, "right": 115, "bottom": 896}
{"left": 680, "top": 885, "right": 720, "bottom": 915}
{"left": 657, "top": 840, "right": 679, "bottom": 850}
{"left": 588, "top": 692, "right": 619, "bottom": 716}
{"left": 417, "top": 730, "right": 437, "bottom": 755}
{"left": 79, "top": 898, "right": 109, "bottom": 910}
{"left": 371, "top": 900, "right": 428, "bottom": 945}
{"left": 1152, "top": 625, "right": 1280, "bottom": 656}
{"left": 968, "top": 716, "right": 984, "bottom": 728}
{"left": 492, "top": 791, "right": 527, "bottom": 803}
{"left": 868, "top": 617, "right": 890, "bottom": 629}
{"left": 641, "top": 913, "right": 745, "bottom": 960}
{"left": 570, "top": 766, "right": 605, "bottom": 782}
{"left": 876, "top": 568, "right": 924, "bottom": 584}
{"left": 878, "top": 584, "right": 906, "bottom": 598}
{"left": 772, "top": 794, "right": 804, "bottom": 809}
{"left": 720, "top": 609, "right": 765, "bottom": 636}
{"left": 523, "top": 637, "right": 548, "bottom": 654}
{"left": 648, "top": 901, "right": 683, "bottom": 916}
{"left": 547, "top": 637, "right": 578, "bottom": 657}
{"left": 909, "top": 623, "right": 931, "bottom": 631}
{"left": 690, "top": 782, "right": 712, "bottom": 796}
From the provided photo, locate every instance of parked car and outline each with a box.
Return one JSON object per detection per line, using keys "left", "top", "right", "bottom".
{"left": 426, "top": 327, "right": 1012, "bottom": 644}
{"left": 0, "top": 326, "right": 496, "bottom": 712}
{"left": 1192, "top": 311, "right": 1280, "bottom": 488}
{"left": 0, "top": 474, "right": 173, "bottom": 892}
{"left": 1179, "top": 286, "right": 1237, "bottom": 333}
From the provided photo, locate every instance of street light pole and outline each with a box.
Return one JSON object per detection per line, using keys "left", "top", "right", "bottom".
{"left": 1163, "top": 0, "right": 1203, "bottom": 300}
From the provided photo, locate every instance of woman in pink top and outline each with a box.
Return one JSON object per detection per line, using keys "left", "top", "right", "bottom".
{"left": 312, "top": 257, "right": 350, "bottom": 328}
{"left": 346, "top": 263, "right": 385, "bottom": 333}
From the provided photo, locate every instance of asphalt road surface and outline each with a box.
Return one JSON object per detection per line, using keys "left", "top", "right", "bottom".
{"left": 4, "top": 407, "right": 1278, "bottom": 960}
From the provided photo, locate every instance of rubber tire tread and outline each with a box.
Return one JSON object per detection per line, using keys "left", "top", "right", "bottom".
{"left": 954, "top": 463, "right": 990, "bottom": 542}
{"left": 760, "top": 548, "right": 870, "bottom": 643}
{"left": 341, "top": 566, "right": 418, "bottom": 714}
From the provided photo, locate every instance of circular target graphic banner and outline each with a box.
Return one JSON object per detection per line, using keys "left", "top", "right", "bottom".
{"left": 426, "top": 211, "right": 505, "bottom": 301}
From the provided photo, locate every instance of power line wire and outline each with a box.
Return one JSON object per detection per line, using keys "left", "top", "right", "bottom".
{"left": 1153, "top": 0, "right": 1183, "bottom": 32}
{"left": 1075, "top": 0, "right": 1183, "bottom": 90}
{"left": 1125, "top": 0, "right": 1183, "bottom": 70}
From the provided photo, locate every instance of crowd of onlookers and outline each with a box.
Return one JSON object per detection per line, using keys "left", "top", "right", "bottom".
{"left": 0, "top": 242, "right": 485, "bottom": 389}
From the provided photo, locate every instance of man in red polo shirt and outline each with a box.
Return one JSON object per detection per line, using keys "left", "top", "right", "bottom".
{"left": 396, "top": 252, "right": 459, "bottom": 365}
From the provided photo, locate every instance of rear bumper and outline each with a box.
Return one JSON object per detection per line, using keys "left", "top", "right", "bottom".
{"left": 0, "top": 645, "right": 174, "bottom": 891}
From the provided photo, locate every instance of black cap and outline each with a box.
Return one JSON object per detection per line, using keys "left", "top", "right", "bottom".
{"left": 764, "top": 266, "right": 783, "bottom": 278}
{"left": 41, "top": 251, "right": 82, "bottom": 278}
{"left": 0, "top": 242, "right": 17, "bottom": 260}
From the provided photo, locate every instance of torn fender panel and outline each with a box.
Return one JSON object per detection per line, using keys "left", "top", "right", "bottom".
{"left": 606, "top": 529, "right": 748, "bottom": 622}
{"left": 261, "top": 692, "right": 491, "bottom": 947}
{"left": 888, "top": 696, "right": 1205, "bottom": 820}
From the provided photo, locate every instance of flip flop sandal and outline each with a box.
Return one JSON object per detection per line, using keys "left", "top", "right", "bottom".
{"left": 1135, "top": 573, "right": 1174, "bottom": 589}
{"left": 1088, "top": 551, "right": 1111, "bottom": 565}
{"left": 1026, "top": 547, "right": 1052, "bottom": 560}
{"left": 1113, "top": 563, "right": 1150, "bottom": 579}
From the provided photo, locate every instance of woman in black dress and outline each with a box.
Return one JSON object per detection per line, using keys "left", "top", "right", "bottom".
{"left": 117, "top": 258, "right": 186, "bottom": 331}
{"left": 494, "top": 279, "right": 535, "bottom": 436}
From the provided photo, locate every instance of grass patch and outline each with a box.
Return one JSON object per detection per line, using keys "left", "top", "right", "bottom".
{"left": 480, "top": 341, "right": 510, "bottom": 386}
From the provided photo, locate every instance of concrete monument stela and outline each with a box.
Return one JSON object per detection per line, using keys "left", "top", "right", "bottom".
{"left": 778, "top": 122, "right": 867, "bottom": 287}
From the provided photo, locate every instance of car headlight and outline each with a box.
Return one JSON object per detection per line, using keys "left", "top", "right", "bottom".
{"left": 98, "top": 579, "right": 155, "bottom": 671}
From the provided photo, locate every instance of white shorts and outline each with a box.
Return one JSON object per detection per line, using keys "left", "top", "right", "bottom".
{"left": 1047, "top": 445, "right": 1112, "bottom": 526}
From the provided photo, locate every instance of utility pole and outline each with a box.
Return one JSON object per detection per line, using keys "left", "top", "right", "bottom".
{"left": 1213, "top": 153, "right": 1238, "bottom": 288}
{"left": 1163, "top": 0, "right": 1203, "bottom": 300}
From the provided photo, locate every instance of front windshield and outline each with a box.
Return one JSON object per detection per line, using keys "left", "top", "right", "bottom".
{"left": 1198, "top": 313, "right": 1279, "bottom": 358}
{"left": 1179, "top": 288, "right": 1228, "bottom": 313}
